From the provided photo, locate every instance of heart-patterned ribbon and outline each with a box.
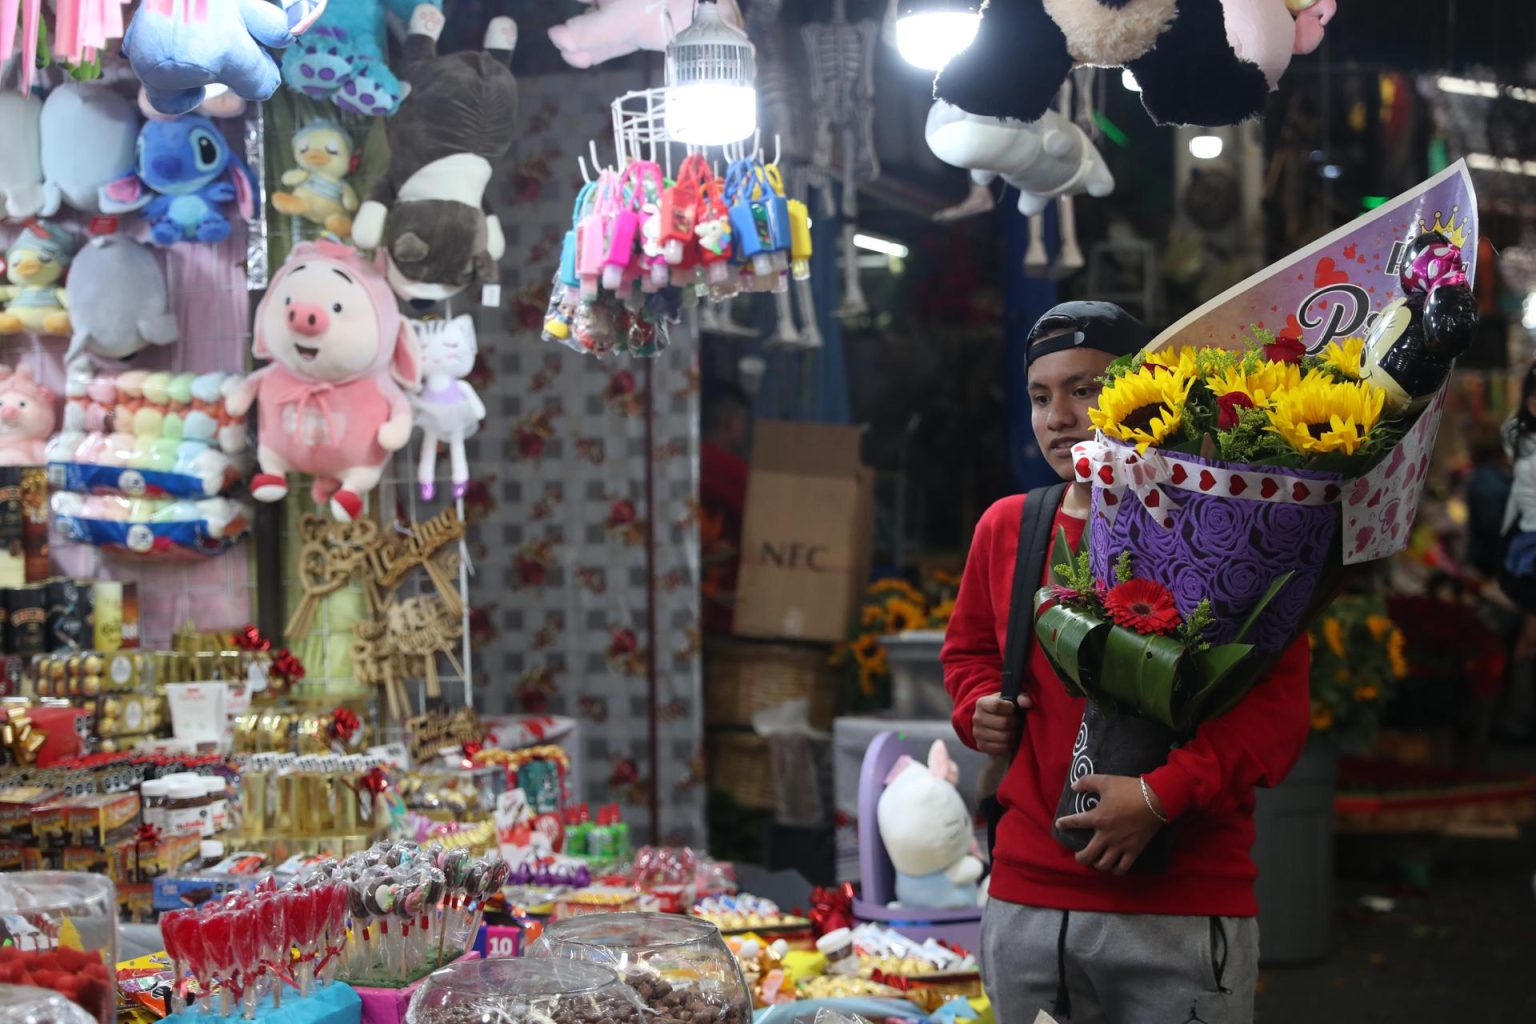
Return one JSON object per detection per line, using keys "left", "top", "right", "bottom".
{"left": 1072, "top": 433, "right": 1344, "bottom": 529}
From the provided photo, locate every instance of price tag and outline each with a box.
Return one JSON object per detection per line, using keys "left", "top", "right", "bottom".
{"left": 484, "top": 926, "right": 520, "bottom": 959}
{"left": 481, "top": 283, "right": 501, "bottom": 307}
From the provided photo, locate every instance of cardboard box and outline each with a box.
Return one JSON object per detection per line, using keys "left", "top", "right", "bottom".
{"left": 734, "top": 421, "right": 874, "bottom": 643}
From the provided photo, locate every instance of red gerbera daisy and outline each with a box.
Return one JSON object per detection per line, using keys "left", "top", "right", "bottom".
{"left": 1103, "top": 578, "right": 1183, "bottom": 635}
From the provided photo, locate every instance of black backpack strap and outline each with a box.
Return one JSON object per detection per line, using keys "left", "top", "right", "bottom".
{"left": 1001, "top": 482, "right": 1068, "bottom": 705}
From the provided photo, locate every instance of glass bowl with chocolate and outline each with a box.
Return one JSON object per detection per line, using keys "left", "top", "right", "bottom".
{"left": 529, "top": 912, "right": 752, "bottom": 1024}
{"left": 405, "top": 958, "right": 644, "bottom": 1024}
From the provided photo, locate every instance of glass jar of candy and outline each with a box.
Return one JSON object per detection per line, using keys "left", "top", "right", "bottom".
{"left": 0, "top": 873, "right": 117, "bottom": 1024}
{"left": 406, "top": 957, "right": 644, "bottom": 1024}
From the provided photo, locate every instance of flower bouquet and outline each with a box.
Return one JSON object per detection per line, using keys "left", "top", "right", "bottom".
{"left": 1036, "top": 164, "right": 1481, "bottom": 864}
{"left": 1305, "top": 595, "right": 1407, "bottom": 753}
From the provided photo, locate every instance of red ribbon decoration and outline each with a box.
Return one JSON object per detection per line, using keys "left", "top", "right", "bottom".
{"left": 270, "top": 649, "right": 306, "bottom": 692}
{"left": 134, "top": 823, "right": 162, "bottom": 846}
{"left": 234, "top": 625, "right": 272, "bottom": 652}
{"left": 360, "top": 767, "right": 392, "bottom": 795}
{"left": 329, "top": 708, "right": 361, "bottom": 743}
{"left": 806, "top": 882, "right": 855, "bottom": 937}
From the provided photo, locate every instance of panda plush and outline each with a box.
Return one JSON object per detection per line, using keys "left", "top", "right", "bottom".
{"left": 1359, "top": 232, "right": 1479, "bottom": 414}
{"left": 937, "top": 0, "right": 1272, "bottom": 127}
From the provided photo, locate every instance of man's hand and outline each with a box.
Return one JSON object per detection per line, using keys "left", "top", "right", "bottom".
{"left": 972, "top": 692, "right": 1032, "bottom": 755}
{"left": 1055, "top": 774, "right": 1165, "bottom": 875}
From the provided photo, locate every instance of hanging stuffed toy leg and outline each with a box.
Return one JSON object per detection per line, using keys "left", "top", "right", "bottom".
{"left": 1024, "top": 211, "right": 1049, "bottom": 276}
{"left": 1055, "top": 193, "right": 1085, "bottom": 275}
{"left": 417, "top": 427, "right": 441, "bottom": 501}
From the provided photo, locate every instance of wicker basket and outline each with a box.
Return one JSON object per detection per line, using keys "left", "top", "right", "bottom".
{"left": 704, "top": 639, "right": 837, "bottom": 731}
{"left": 708, "top": 732, "right": 775, "bottom": 810}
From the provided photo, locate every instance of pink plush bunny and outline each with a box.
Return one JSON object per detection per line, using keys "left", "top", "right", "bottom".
{"left": 227, "top": 240, "right": 421, "bottom": 521}
{"left": 548, "top": 0, "right": 742, "bottom": 69}
{"left": 0, "top": 363, "right": 55, "bottom": 466}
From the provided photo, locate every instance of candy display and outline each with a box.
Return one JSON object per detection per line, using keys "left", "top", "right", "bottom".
{"left": 406, "top": 957, "right": 647, "bottom": 1024}
{"left": 531, "top": 912, "right": 752, "bottom": 1024}
{"left": 0, "top": 872, "right": 117, "bottom": 1024}
{"left": 693, "top": 894, "right": 808, "bottom": 933}
{"left": 50, "top": 494, "right": 251, "bottom": 558}
{"left": 0, "top": 984, "right": 98, "bottom": 1024}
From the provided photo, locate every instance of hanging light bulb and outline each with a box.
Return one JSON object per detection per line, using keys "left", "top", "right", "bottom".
{"left": 665, "top": 0, "right": 758, "bottom": 147}
{"left": 1188, "top": 134, "right": 1224, "bottom": 160}
{"left": 895, "top": 0, "right": 980, "bottom": 71}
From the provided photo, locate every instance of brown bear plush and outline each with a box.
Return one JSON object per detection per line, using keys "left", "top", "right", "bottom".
{"left": 351, "top": 5, "right": 519, "bottom": 303}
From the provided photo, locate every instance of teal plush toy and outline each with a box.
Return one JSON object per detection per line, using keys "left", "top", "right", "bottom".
{"left": 283, "top": 0, "right": 442, "bottom": 116}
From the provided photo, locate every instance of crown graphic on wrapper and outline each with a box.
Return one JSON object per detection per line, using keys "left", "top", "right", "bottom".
{"left": 1420, "top": 206, "right": 1470, "bottom": 249}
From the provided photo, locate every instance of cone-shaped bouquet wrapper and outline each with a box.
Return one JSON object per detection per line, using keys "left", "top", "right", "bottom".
{"left": 1042, "top": 163, "right": 1480, "bottom": 865}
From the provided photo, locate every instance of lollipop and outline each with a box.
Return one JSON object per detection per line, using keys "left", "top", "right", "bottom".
{"left": 200, "top": 909, "right": 238, "bottom": 1016}
{"left": 159, "top": 909, "right": 199, "bottom": 1015}
{"left": 230, "top": 910, "right": 261, "bottom": 1020}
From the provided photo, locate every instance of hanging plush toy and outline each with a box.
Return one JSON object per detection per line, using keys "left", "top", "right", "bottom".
{"left": 0, "top": 92, "right": 61, "bottom": 221}
{"left": 549, "top": 0, "right": 743, "bottom": 69}
{"left": 271, "top": 119, "right": 359, "bottom": 237}
{"left": 124, "top": 0, "right": 329, "bottom": 116}
{"left": 1359, "top": 232, "right": 1479, "bottom": 415}
{"left": 0, "top": 365, "right": 56, "bottom": 466}
{"left": 64, "top": 236, "right": 180, "bottom": 364}
{"left": 351, "top": 6, "right": 518, "bottom": 303}
{"left": 41, "top": 83, "right": 141, "bottom": 216}
{"left": 99, "top": 114, "right": 257, "bottom": 245}
{"left": 226, "top": 240, "right": 421, "bottom": 521}
{"left": 282, "top": 0, "right": 442, "bottom": 117}
{"left": 937, "top": 0, "right": 1335, "bottom": 127}
{"left": 0, "top": 221, "right": 74, "bottom": 336}
{"left": 410, "top": 315, "right": 485, "bottom": 501}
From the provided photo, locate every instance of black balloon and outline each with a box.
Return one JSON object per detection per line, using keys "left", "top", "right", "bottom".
{"left": 1423, "top": 284, "right": 1480, "bottom": 358}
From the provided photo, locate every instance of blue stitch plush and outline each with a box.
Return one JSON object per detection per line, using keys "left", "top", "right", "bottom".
{"left": 282, "top": 0, "right": 442, "bottom": 117}
{"left": 125, "top": 0, "right": 328, "bottom": 117}
{"left": 99, "top": 116, "right": 257, "bottom": 246}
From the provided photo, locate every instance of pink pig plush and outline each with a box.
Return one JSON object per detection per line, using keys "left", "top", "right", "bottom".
{"left": 0, "top": 364, "right": 56, "bottom": 466}
{"left": 227, "top": 240, "right": 421, "bottom": 521}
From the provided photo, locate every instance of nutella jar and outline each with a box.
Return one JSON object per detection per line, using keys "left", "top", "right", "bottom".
{"left": 140, "top": 778, "right": 170, "bottom": 832}
{"left": 162, "top": 777, "right": 209, "bottom": 838}
{"left": 202, "top": 776, "right": 229, "bottom": 835}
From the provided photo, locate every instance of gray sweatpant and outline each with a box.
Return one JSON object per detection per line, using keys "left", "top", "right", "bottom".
{"left": 980, "top": 897, "right": 1259, "bottom": 1024}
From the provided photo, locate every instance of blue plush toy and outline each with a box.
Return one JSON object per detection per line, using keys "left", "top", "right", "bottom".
{"left": 125, "top": 0, "right": 330, "bottom": 117}
{"left": 283, "top": 0, "right": 442, "bottom": 116}
{"left": 98, "top": 116, "right": 257, "bottom": 246}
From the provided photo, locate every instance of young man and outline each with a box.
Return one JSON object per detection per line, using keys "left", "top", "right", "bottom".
{"left": 943, "top": 302, "right": 1312, "bottom": 1024}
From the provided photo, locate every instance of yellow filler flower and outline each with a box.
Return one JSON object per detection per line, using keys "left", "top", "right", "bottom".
{"left": 1091, "top": 366, "right": 1194, "bottom": 452}
{"left": 1265, "top": 372, "right": 1385, "bottom": 456}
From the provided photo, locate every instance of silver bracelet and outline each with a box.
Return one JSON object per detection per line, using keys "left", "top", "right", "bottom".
{"left": 1140, "top": 776, "right": 1170, "bottom": 825}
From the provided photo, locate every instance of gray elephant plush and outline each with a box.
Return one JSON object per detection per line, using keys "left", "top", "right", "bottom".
{"left": 350, "top": 6, "right": 518, "bottom": 304}
{"left": 66, "top": 236, "right": 180, "bottom": 364}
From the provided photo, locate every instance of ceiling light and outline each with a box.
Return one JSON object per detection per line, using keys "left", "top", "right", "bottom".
{"left": 664, "top": 0, "right": 757, "bottom": 146}
{"left": 854, "top": 233, "right": 910, "bottom": 259}
{"left": 1435, "top": 74, "right": 1536, "bottom": 104}
{"left": 1188, "top": 135, "right": 1223, "bottom": 160}
{"left": 1466, "top": 153, "right": 1536, "bottom": 177}
{"left": 1321, "top": 164, "right": 1343, "bottom": 180}
{"left": 1121, "top": 69, "right": 1141, "bottom": 93}
{"left": 895, "top": 1, "right": 980, "bottom": 71}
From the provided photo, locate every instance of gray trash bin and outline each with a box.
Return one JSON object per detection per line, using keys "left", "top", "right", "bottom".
{"left": 1253, "top": 739, "right": 1339, "bottom": 965}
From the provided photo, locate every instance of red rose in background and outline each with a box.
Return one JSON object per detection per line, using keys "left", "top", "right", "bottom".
{"left": 1217, "top": 391, "right": 1256, "bottom": 429}
{"left": 1264, "top": 334, "right": 1306, "bottom": 364}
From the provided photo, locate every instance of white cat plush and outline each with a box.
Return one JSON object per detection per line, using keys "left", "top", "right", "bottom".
{"left": 410, "top": 315, "right": 486, "bottom": 501}
{"left": 876, "top": 739, "right": 983, "bottom": 910}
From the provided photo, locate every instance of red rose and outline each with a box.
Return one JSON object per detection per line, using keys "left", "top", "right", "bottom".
{"left": 1264, "top": 334, "right": 1306, "bottom": 364}
{"left": 609, "top": 628, "right": 638, "bottom": 655}
{"left": 518, "top": 431, "right": 546, "bottom": 459}
{"left": 1103, "top": 578, "right": 1183, "bottom": 635}
{"left": 608, "top": 371, "right": 636, "bottom": 397}
{"left": 1217, "top": 391, "right": 1256, "bottom": 430}
{"left": 516, "top": 558, "right": 547, "bottom": 587}
{"left": 608, "top": 499, "right": 637, "bottom": 526}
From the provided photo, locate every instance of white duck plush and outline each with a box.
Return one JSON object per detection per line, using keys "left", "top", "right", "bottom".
{"left": 877, "top": 739, "right": 983, "bottom": 910}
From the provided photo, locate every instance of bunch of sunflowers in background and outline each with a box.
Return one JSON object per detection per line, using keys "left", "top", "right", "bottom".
{"left": 1307, "top": 593, "right": 1408, "bottom": 752}
{"left": 833, "top": 573, "right": 959, "bottom": 709}
{"left": 1093, "top": 331, "right": 1402, "bottom": 472}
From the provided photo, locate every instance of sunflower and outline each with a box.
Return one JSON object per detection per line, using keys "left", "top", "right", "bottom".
{"left": 861, "top": 603, "right": 887, "bottom": 628}
{"left": 1354, "top": 684, "right": 1379, "bottom": 702}
{"left": 1387, "top": 629, "right": 1408, "bottom": 678}
{"left": 1311, "top": 701, "right": 1335, "bottom": 731}
{"left": 1322, "top": 617, "right": 1346, "bottom": 657}
{"left": 1143, "top": 347, "right": 1198, "bottom": 377}
{"left": 1320, "top": 337, "right": 1366, "bottom": 380}
{"left": 871, "top": 579, "right": 923, "bottom": 603}
{"left": 1265, "top": 372, "right": 1386, "bottom": 456}
{"left": 1207, "top": 360, "right": 1303, "bottom": 407}
{"left": 849, "top": 632, "right": 883, "bottom": 668}
{"left": 1102, "top": 578, "right": 1183, "bottom": 635}
{"left": 1365, "top": 614, "right": 1393, "bottom": 643}
{"left": 884, "top": 598, "right": 927, "bottom": 633}
{"left": 1090, "top": 367, "right": 1194, "bottom": 452}
{"left": 927, "top": 597, "right": 957, "bottom": 627}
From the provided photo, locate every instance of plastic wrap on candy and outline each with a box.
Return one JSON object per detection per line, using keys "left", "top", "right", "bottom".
{"left": 1037, "top": 163, "right": 1480, "bottom": 866}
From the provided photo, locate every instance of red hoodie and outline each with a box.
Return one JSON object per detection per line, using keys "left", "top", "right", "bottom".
{"left": 943, "top": 492, "right": 1312, "bottom": 916}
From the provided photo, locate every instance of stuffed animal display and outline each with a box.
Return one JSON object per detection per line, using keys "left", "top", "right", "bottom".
{"left": 282, "top": 0, "right": 441, "bottom": 117}
{"left": 936, "top": 0, "right": 1331, "bottom": 127}
{"left": 925, "top": 101, "right": 1115, "bottom": 216}
{"left": 48, "top": 366, "right": 249, "bottom": 499}
{"left": 41, "top": 83, "right": 142, "bottom": 217}
{"left": 271, "top": 119, "right": 359, "bottom": 237}
{"left": 51, "top": 492, "right": 251, "bottom": 556}
{"left": 99, "top": 114, "right": 257, "bottom": 245}
{"left": 875, "top": 740, "right": 983, "bottom": 910}
{"left": 1221, "top": 0, "right": 1337, "bottom": 90}
{"left": 226, "top": 240, "right": 420, "bottom": 521}
{"left": 549, "top": 0, "right": 743, "bottom": 69}
{"left": 0, "top": 92, "right": 61, "bottom": 221}
{"left": 0, "top": 221, "right": 74, "bottom": 336}
{"left": 0, "top": 365, "right": 56, "bottom": 466}
{"left": 65, "top": 236, "right": 180, "bottom": 364}
{"left": 1360, "top": 232, "right": 1479, "bottom": 415}
{"left": 351, "top": 7, "right": 518, "bottom": 303}
{"left": 124, "top": 0, "right": 330, "bottom": 116}
{"left": 410, "top": 315, "right": 485, "bottom": 501}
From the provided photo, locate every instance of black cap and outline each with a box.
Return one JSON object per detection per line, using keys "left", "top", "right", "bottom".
{"left": 1025, "top": 301, "right": 1151, "bottom": 368}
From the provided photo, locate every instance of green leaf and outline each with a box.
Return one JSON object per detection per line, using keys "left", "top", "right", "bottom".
{"left": 1232, "top": 571, "right": 1297, "bottom": 645}
{"left": 1198, "top": 650, "right": 1283, "bottom": 722}
{"left": 1181, "top": 643, "right": 1255, "bottom": 730}
{"left": 1096, "top": 627, "right": 1187, "bottom": 730}
{"left": 1050, "top": 527, "right": 1075, "bottom": 586}
{"left": 1034, "top": 596, "right": 1110, "bottom": 697}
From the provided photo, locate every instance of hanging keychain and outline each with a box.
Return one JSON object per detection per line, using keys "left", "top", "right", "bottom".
{"left": 559, "top": 181, "right": 598, "bottom": 303}
{"left": 576, "top": 170, "right": 621, "bottom": 299}
{"left": 788, "top": 196, "right": 813, "bottom": 282}
{"left": 763, "top": 164, "right": 797, "bottom": 278}
{"left": 725, "top": 157, "right": 791, "bottom": 282}
{"left": 695, "top": 178, "right": 735, "bottom": 289}
{"left": 660, "top": 155, "right": 711, "bottom": 267}
{"left": 617, "top": 160, "right": 667, "bottom": 293}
